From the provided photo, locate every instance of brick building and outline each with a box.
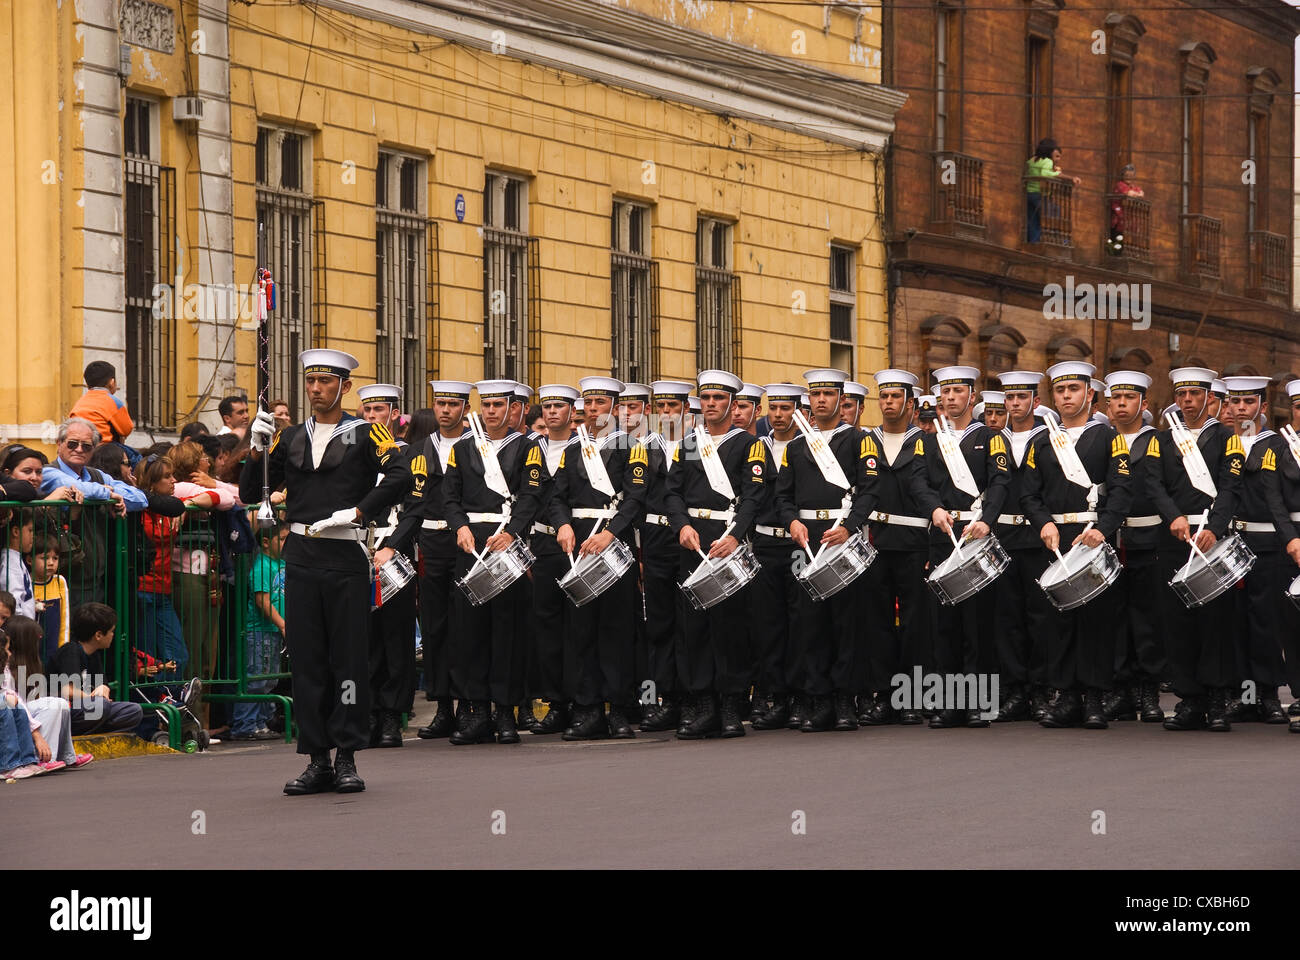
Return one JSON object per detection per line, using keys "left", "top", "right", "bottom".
{"left": 882, "top": 0, "right": 1300, "bottom": 425}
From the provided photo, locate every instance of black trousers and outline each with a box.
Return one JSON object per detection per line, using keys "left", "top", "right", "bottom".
{"left": 512, "top": 572, "right": 534, "bottom": 703}
{"left": 859, "top": 547, "right": 929, "bottom": 693}
{"left": 531, "top": 551, "right": 570, "bottom": 702}
{"left": 1113, "top": 547, "right": 1165, "bottom": 684}
{"left": 749, "top": 537, "right": 799, "bottom": 696}
{"left": 417, "top": 536, "right": 458, "bottom": 701}
{"left": 927, "top": 533, "right": 999, "bottom": 679}
{"left": 1157, "top": 535, "right": 1238, "bottom": 696}
{"left": 788, "top": 562, "right": 860, "bottom": 697}
{"left": 994, "top": 548, "right": 1050, "bottom": 687}
{"left": 1234, "top": 550, "right": 1288, "bottom": 690}
{"left": 1038, "top": 576, "right": 1118, "bottom": 691}
{"left": 369, "top": 578, "right": 417, "bottom": 714}
{"left": 642, "top": 542, "right": 682, "bottom": 698}
{"left": 676, "top": 548, "right": 751, "bottom": 695}
{"left": 284, "top": 561, "right": 370, "bottom": 754}
{"left": 565, "top": 566, "right": 637, "bottom": 705}
{"left": 449, "top": 551, "right": 527, "bottom": 706}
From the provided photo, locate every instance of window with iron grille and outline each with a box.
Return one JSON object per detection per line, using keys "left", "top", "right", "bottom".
{"left": 695, "top": 218, "right": 737, "bottom": 371}
{"left": 483, "top": 172, "right": 536, "bottom": 383}
{"left": 829, "top": 245, "right": 856, "bottom": 378}
{"left": 124, "top": 97, "right": 175, "bottom": 430}
{"left": 611, "top": 201, "right": 656, "bottom": 384}
{"left": 256, "top": 127, "right": 314, "bottom": 420}
{"left": 376, "top": 151, "right": 429, "bottom": 405}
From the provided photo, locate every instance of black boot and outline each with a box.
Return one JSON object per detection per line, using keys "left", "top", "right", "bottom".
{"left": 898, "top": 706, "right": 924, "bottom": 725}
{"left": 1258, "top": 687, "right": 1287, "bottom": 724}
{"left": 1289, "top": 700, "right": 1300, "bottom": 717}
{"left": 1206, "top": 688, "right": 1231, "bottom": 732}
{"left": 379, "top": 710, "right": 403, "bottom": 747}
{"left": 678, "top": 694, "right": 721, "bottom": 740}
{"left": 720, "top": 694, "right": 747, "bottom": 738}
{"left": 607, "top": 705, "right": 636, "bottom": 739}
{"left": 563, "top": 703, "right": 609, "bottom": 741}
{"left": 929, "top": 708, "right": 962, "bottom": 729}
{"left": 855, "top": 693, "right": 875, "bottom": 726}
{"left": 1102, "top": 686, "right": 1135, "bottom": 721}
{"left": 801, "top": 695, "right": 834, "bottom": 732}
{"left": 449, "top": 700, "right": 495, "bottom": 745}
{"left": 994, "top": 684, "right": 1029, "bottom": 722}
{"left": 333, "top": 748, "right": 365, "bottom": 793}
{"left": 1082, "top": 688, "right": 1108, "bottom": 729}
{"left": 533, "top": 701, "right": 569, "bottom": 735}
{"left": 640, "top": 695, "right": 681, "bottom": 732}
{"left": 1163, "top": 696, "right": 1207, "bottom": 731}
{"left": 284, "top": 751, "right": 335, "bottom": 795}
{"left": 965, "top": 707, "right": 991, "bottom": 728}
{"left": 786, "top": 694, "right": 807, "bottom": 730}
{"left": 751, "top": 694, "right": 789, "bottom": 730}
{"left": 749, "top": 689, "right": 769, "bottom": 724}
{"left": 675, "top": 694, "right": 699, "bottom": 738}
{"left": 517, "top": 699, "right": 541, "bottom": 732}
{"left": 1223, "top": 694, "right": 1256, "bottom": 722}
{"left": 861, "top": 692, "right": 897, "bottom": 725}
{"left": 833, "top": 692, "right": 858, "bottom": 731}
{"left": 1039, "top": 689, "right": 1082, "bottom": 728}
{"left": 417, "top": 699, "right": 456, "bottom": 739}
{"left": 1029, "top": 686, "right": 1049, "bottom": 722}
{"left": 495, "top": 703, "right": 520, "bottom": 744}
{"left": 1291, "top": 716, "right": 1300, "bottom": 733}
{"left": 1139, "top": 680, "right": 1165, "bottom": 723}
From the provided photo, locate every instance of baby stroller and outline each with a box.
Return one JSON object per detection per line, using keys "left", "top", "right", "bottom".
{"left": 142, "top": 678, "right": 209, "bottom": 753}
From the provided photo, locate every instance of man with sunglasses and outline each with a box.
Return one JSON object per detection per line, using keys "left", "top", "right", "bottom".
{"left": 41, "top": 419, "right": 146, "bottom": 514}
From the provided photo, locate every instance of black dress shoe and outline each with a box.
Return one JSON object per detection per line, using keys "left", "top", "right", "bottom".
{"left": 928, "top": 709, "right": 962, "bottom": 729}
{"left": 674, "top": 695, "right": 699, "bottom": 738}
{"left": 751, "top": 696, "right": 789, "bottom": 730}
{"left": 450, "top": 701, "right": 496, "bottom": 745}
{"left": 1029, "top": 687, "right": 1049, "bottom": 722}
{"left": 1291, "top": 716, "right": 1300, "bottom": 733}
{"left": 1163, "top": 697, "right": 1206, "bottom": 731}
{"left": 640, "top": 696, "right": 680, "bottom": 732}
{"left": 994, "top": 687, "right": 1029, "bottom": 722}
{"left": 607, "top": 705, "right": 636, "bottom": 739}
{"left": 1223, "top": 698, "right": 1256, "bottom": 723}
{"left": 855, "top": 693, "right": 875, "bottom": 726}
{"left": 1039, "top": 690, "right": 1082, "bottom": 728}
{"left": 1081, "top": 688, "right": 1108, "bottom": 729}
{"left": 898, "top": 709, "right": 924, "bottom": 725}
{"left": 965, "top": 709, "right": 990, "bottom": 728}
{"left": 1138, "top": 680, "right": 1165, "bottom": 723}
{"left": 786, "top": 694, "right": 807, "bottom": 730}
{"left": 1206, "top": 688, "right": 1231, "bottom": 732}
{"left": 832, "top": 692, "right": 858, "bottom": 731}
{"left": 800, "top": 695, "right": 834, "bottom": 732}
{"left": 720, "top": 694, "right": 746, "bottom": 738}
{"left": 1288, "top": 700, "right": 1300, "bottom": 717}
{"left": 860, "top": 695, "right": 897, "bottom": 726}
{"left": 563, "top": 703, "right": 609, "bottom": 741}
{"left": 333, "top": 749, "right": 365, "bottom": 793}
{"left": 495, "top": 704, "right": 521, "bottom": 744}
{"left": 284, "top": 754, "right": 335, "bottom": 795}
{"left": 678, "top": 694, "right": 722, "bottom": 740}
{"left": 417, "top": 699, "right": 456, "bottom": 739}
{"left": 533, "top": 701, "right": 569, "bottom": 735}
{"left": 1260, "top": 698, "right": 1288, "bottom": 724}
{"left": 379, "top": 710, "right": 403, "bottom": 747}
{"left": 749, "top": 689, "right": 769, "bottom": 724}
{"left": 517, "top": 699, "right": 541, "bottom": 732}
{"left": 1102, "top": 687, "right": 1136, "bottom": 721}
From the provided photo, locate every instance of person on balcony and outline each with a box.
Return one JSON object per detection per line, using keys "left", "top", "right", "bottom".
{"left": 1108, "top": 163, "right": 1145, "bottom": 254}
{"left": 1025, "top": 138, "right": 1079, "bottom": 243}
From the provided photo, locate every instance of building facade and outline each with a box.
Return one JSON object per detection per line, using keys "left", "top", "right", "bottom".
{"left": 0, "top": 0, "right": 905, "bottom": 448}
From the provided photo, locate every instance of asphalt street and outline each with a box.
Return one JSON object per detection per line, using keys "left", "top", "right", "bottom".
{"left": 10, "top": 699, "right": 1299, "bottom": 869}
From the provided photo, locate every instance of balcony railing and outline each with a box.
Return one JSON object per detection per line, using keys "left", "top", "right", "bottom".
{"left": 1179, "top": 214, "right": 1221, "bottom": 280}
{"left": 932, "top": 151, "right": 985, "bottom": 230}
{"left": 1105, "top": 193, "right": 1151, "bottom": 264}
{"left": 1247, "top": 230, "right": 1288, "bottom": 296}
{"left": 1024, "top": 176, "right": 1072, "bottom": 248}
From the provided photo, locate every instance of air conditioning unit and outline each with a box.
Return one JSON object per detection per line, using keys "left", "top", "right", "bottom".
{"left": 173, "top": 96, "right": 204, "bottom": 122}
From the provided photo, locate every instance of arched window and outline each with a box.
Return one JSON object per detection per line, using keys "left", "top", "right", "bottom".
{"left": 979, "top": 323, "right": 1026, "bottom": 391}
{"left": 1108, "top": 345, "right": 1152, "bottom": 371}
{"left": 1046, "top": 334, "right": 1092, "bottom": 367}
{"left": 1270, "top": 370, "right": 1296, "bottom": 430}
{"left": 921, "top": 314, "right": 971, "bottom": 388}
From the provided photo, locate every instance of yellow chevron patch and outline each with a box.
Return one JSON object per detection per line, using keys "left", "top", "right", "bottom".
{"left": 411, "top": 454, "right": 427, "bottom": 477}
{"left": 1226, "top": 434, "right": 1245, "bottom": 458}
{"left": 370, "top": 423, "right": 397, "bottom": 453}
{"left": 914, "top": 438, "right": 925, "bottom": 457}
{"left": 630, "top": 443, "right": 650, "bottom": 466}
{"left": 525, "top": 445, "right": 542, "bottom": 468}
{"left": 780, "top": 447, "right": 788, "bottom": 468}
{"left": 747, "top": 441, "right": 764, "bottom": 463}
{"left": 559, "top": 450, "right": 567, "bottom": 470}
{"left": 447, "top": 447, "right": 457, "bottom": 469}
{"left": 1262, "top": 448, "right": 1276, "bottom": 471}
{"left": 860, "top": 435, "right": 879, "bottom": 458}
{"left": 1111, "top": 434, "right": 1129, "bottom": 457}
{"left": 1147, "top": 439, "right": 1160, "bottom": 459}
{"left": 1026, "top": 443, "right": 1036, "bottom": 469}
{"left": 988, "top": 434, "right": 1007, "bottom": 457}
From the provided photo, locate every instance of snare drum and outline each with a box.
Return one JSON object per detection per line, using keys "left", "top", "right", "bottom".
{"left": 558, "top": 538, "right": 634, "bottom": 607}
{"left": 926, "top": 534, "right": 1009, "bottom": 606}
{"left": 1037, "top": 541, "right": 1120, "bottom": 611}
{"left": 456, "top": 538, "right": 537, "bottom": 607}
{"left": 679, "top": 542, "right": 760, "bottom": 611}
{"left": 1169, "top": 533, "right": 1255, "bottom": 609}
{"left": 1287, "top": 572, "right": 1300, "bottom": 611}
{"left": 796, "top": 532, "right": 877, "bottom": 602}
{"left": 373, "top": 551, "right": 417, "bottom": 607}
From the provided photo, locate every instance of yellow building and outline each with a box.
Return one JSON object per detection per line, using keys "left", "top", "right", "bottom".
{"left": 0, "top": 0, "right": 904, "bottom": 446}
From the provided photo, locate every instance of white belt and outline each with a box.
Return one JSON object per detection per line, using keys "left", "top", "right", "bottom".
{"left": 1123, "top": 515, "right": 1161, "bottom": 528}
{"left": 289, "top": 522, "right": 364, "bottom": 541}
{"left": 1234, "top": 520, "right": 1277, "bottom": 533}
{"left": 572, "top": 507, "right": 616, "bottom": 520}
{"left": 644, "top": 513, "right": 671, "bottom": 527}
{"left": 689, "top": 507, "right": 735, "bottom": 522}
{"left": 1184, "top": 512, "right": 1209, "bottom": 526}
{"left": 946, "top": 510, "right": 981, "bottom": 522}
{"left": 997, "top": 514, "right": 1030, "bottom": 526}
{"left": 869, "top": 510, "right": 928, "bottom": 529}
{"left": 531, "top": 522, "right": 556, "bottom": 535}
{"left": 421, "top": 519, "right": 449, "bottom": 531}
{"left": 1050, "top": 511, "right": 1098, "bottom": 524}
{"left": 798, "top": 508, "right": 846, "bottom": 521}
{"left": 754, "top": 524, "right": 789, "bottom": 539}
{"left": 466, "top": 511, "right": 509, "bottom": 523}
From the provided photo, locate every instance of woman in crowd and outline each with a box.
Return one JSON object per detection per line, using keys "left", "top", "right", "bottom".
{"left": 88, "top": 443, "right": 135, "bottom": 485}
{"left": 1, "top": 448, "right": 81, "bottom": 503}
{"left": 2, "top": 615, "right": 92, "bottom": 769}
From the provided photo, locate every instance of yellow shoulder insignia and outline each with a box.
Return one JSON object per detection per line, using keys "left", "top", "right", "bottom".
{"left": 1111, "top": 434, "right": 1129, "bottom": 457}
{"left": 1026, "top": 443, "right": 1036, "bottom": 469}
{"left": 914, "top": 438, "right": 925, "bottom": 457}
{"left": 447, "top": 447, "right": 457, "bottom": 469}
{"left": 630, "top": 443, "right": 650, "bottom": 466}
{"left": 861, "top": 435, "right": 879, "bottom": 458}
{"left": 370, "top": 422, "right": 398, "bottom": 453}
{"left": 988, "top": 434, "right": 1007, "bottom": 457}
{"left": 411, "top": 454, "right": 427, "bottom": 477}
{"left": 780, "top": 447, "right": 788, "bottom": 468}
{"left": 1147, "top": 439, "right": 1160, "bottom": 459}
{"left": 558, "top": 450, "right": 566, "bottom": 470}
{"left": 525, "top": 445, "right": 542, "bottom": 468}
{"left": 1226, "top": 434, "right": 1245, "bottom": 458}
{"left": 1262, "top": 448, "right": 1276, "bottom": 471}
{"left": 747, "top": 441, "right": 765, "bottom": 464}
{"left": 269, "top": 431, "right": 281, "bottom": 455}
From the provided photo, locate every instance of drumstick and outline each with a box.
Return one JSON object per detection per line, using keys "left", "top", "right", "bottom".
{"left": 1056, "top": 521, "right": 1096, "bottom": 573}
{"left": 471, "top": 518, "right": 510, "bottom": 568}
{"left": 1186, "top": 517, "right": 1209, "bottom": 565}
{"left": 945, "top": 523, "right": 965, "bottom": 561}
{"left": 698, "top": 519, "right": 739, "bottom": 567}
{"left": 810, "top": 514, "right": 844, "bottom": 565}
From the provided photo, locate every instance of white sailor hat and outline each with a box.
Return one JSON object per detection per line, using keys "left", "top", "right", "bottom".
{"left": 300, "top": 348, "right": 358, "bottom": 378}
{"left": 997, "top": 370, "right": 1043, "bottom": 391}
{"left": 1104, "top": 370, "right": 1152, "bottom": 394}
{"left": 917, "top": 394, "right": 937, "bottom": 409}
{"left": 356, "top": 383, "right": 401, "bottom": 405}
{"left": 763, "top": 383, "right": 803, "bottom": 403}
{"left": 1169, "top": 367, "right": 1216, "bottom": 390}
{"left": 696, "top": 370, "right": 743, "bottom": 394}
{"left": 736, "top": 382, "right": 764, "bottom": 402}
{"left": 1222, "top": 375, "right": 1271, "bottom": 397}
{"left": 1046, "top": 361, "right": 1096, "bottom": 384}
{"left": 798, "top": 392, "right": 810, "bottom": 408}
{"left": 932, "top": 365, "right": 979, "bottom": 386}
{"left": 650, "top": 380, "right": 693, "bottom": 401}
{"left": 429, "top": 379, "right": 473, "bottom": 399}
{"left": 1210, "top": 379, "right": 1227, "bottom": 397}
{"left": 1103, "top": 386, "right": 1111, "bottom": 399}
{"left": 1287, "top": 379, "right": 1300, "bottom": 401}
{"left": 512, "top": 383, "right": 533, "bottom": 402}
{"left": 475, "top": 379, "right": 518, "bottom": 400}
{"left": 981, "top": 391, "right": 1005, "bottom": 409}
{"left": 537, "top": 384, "right": 579, "bottom": 404}
{"left": 1142, "top": 409, "right": 1153, "bottom": 425}
{"left": 1090, "top": 378, "right": 1106, "bottom": 397}
{"left": 803, "top": 368, "right": 849, "bottom": 390}
{"left": 972, "top": 402, "right": 985, "bottom": 419}
{"left": 619, "top": 382, "right": 652, "bottom": 402}
{"left": 579, "top": 375, "right": 625, "bottom": 398}
{"left": 843, "top": 381, "right": 869, "bottom": 400}
{"left": 687, "top": 396, "right": 702, "bottom": 414}
{"left": 574, "top": 397, "right": 586, "bottom": 412}
{"left": 873, "top": 369, "right": 919, "bottom": 392}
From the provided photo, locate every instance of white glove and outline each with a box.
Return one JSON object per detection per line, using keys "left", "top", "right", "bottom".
{"left": 307, "top": 508, "right": 360, "bottom": 537}
{"left": 249, "top": 409, "right": 276, "bottom": 452}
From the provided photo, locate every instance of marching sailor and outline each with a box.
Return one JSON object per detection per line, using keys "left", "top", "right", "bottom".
{"left": 1020, "top": 361, "right": 1132, "bottom": 728}
{"left": 733, "top": 383, "right": 763, "bottom": 435}
{"left": 549, "top": 376, "right": 649, "bottom": 739}
{"left": 638, "top": 379, "right": 695, "bottom": 733}
{"left": 981, "top": 391, "right": 1007, "bottom": 432}
{"left": 841, "top": 381, "right": 869, "bottom": 428}
{"left": 240, "top": 349, "right": 411, "bottom": 795}
{"left": 1279, "top": 379, "right": 1300, "bottom": 731}
{"left": 665, "top": 369, "right": 766, "bottom": 738}
{"left": 1102, "top": 370, "right": 1166, "bottom": 723}
{"left": 1145, "top": 367, "right": 1245, "bottom": 731}
{"left": 773, "top": 367, "right": 876, "bottom": 732}
{"left": 509, "top": 382, "right": 539, "bottom": 730}
{"left": 619, "top": 382, "right": 652, "bottom": 441}
{"left": 919, "top": 365, "right": 1011, "bottom": 728}
{"left": 442, "top": 380, "right": 548, "bottom": 745}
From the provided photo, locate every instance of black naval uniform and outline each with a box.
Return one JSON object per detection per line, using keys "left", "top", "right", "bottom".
{"left": 1110, "top": 423, "right": 1166, "bottom": 722}
{"left": 1278, "top": 435, "right": 1300, "bottom": 717}
{"left": 665, "top": 427, "right": 766, "bottom": 738}
{"left": 992, "top": 421, "right": 1050, "bottom": 721}
{"left": 1145, "top": 416, "right": 1245, "bottom": 729}
{"left": 547, "top": 430, "right": 648, "bottom": 739}
{"left": 442, "top": 430, "right": 547, "bottom": 743}
{"left": 527, "top": 431, "right": 574, "bottom": 734}
{"left": 773, "top": 424, "right": 875, "bottom": 732}
{"left": 639, "top": 432, "right": 686, "bottom": 732}
{"left": 1228, "top": 432, "right": 1292, "bottom": 723}
{"left": 859, "top": 426, "right": 938, "bottom": 724}
{"left": 1020, "top": 421, "right": 1133, "bottom": 726}
{"left": 919, "top": 420, "right": 1012, "bottom": 727}
{"left": 238, "top": 416, "right": 411, "bottom": 764}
